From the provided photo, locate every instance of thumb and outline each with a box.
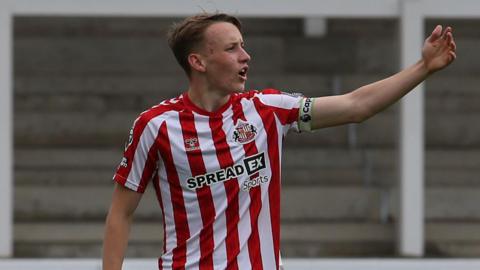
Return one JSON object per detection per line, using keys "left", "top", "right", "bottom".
{"left": 428, "top": 25, "right": 443, "bottom": 42}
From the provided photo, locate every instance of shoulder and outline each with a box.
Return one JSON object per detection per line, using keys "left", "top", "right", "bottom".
{"left": 134, "top": 95, "right": 185, "bottom": 128}
{"left": 235, "top": 88, "right": 303, "bottom": 108}
{"left": 238, "top": 88, "right": 303, "bottom": 98}
{"left": 234, "top": 88, "right": 293, "bottom": 101}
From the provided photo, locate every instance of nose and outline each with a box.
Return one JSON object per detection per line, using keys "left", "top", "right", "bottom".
{"left": 240, "top": 47, "right": 251, "bottom": 62}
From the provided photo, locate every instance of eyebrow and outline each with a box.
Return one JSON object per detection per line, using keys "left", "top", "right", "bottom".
{"left": 227, "top": 40, "right": 244, "bottom": 46}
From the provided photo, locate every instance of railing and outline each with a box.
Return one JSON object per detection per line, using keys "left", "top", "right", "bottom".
{"left": 1, "top": 258, "right": 480, "bottom": 270}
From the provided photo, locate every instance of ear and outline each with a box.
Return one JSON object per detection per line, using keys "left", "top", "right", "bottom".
{"left": 188, "top": 53, "right": 206, "bottom": 73}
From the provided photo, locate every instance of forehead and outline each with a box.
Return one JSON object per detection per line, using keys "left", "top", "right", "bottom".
{"left": 203, "top": 22, "right": 243, "bottom": 46}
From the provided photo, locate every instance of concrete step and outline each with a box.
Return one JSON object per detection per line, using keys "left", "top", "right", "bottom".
{"left": 14, "top": 110, "right": 480, "bottom": 147}
{"left": 13, "top": 184, "right": 480, "bottom": 222}
{"left": 21, "top": 36, "right": 477, "bottom": 78}
{"left": 13, "top": 222, "right": 480, "bottom": 257}
{"left": 288, "top": 112, "right": 480, "bottom": 148}
{"left": 14, "top": 82, "right": 480, "bottom": 114}
{"left": 14, "top": 73, "right": 479, "bottom": 115}
{"left": 14, "top": 165, "right": 480, "bottom": 190}
{"left": 14, "top": 36, "right": 284, "bottom": 76}
{"left": 15, "top": 148, "right": 480, "bottom": 171}
{"left": 15, "top": 160, "right": 477, "bottom": 188}
{"left": 17, "top": 74, "right": 480, "bottom": 97}
{"left": 15, "top": 169, "right": 115, "bottom": 186}
{"left": 15, "top": 148, "right": 121, "bottom": 170}
{"left": 283, "top": 35, "right": 480, "bottom": 76}
{"left": 15, "top": 16, "right": 480, "bottom": 40}
{"left": 14, "top": 112, "right": 135, "bottom": 147}
{"left": 15, "top": 148, "right": 480, "bottom": 186}
{"left": 14, "top": 75, "right": 188, "bottom": 96}
{"left": 14, "top": 16, "right": 303, "bottom": 38}
{"left": 14, "top": 37, "right": 181, "bottom": 76}
{"left": 327, "top": 19, "right": 397, "bottom": 38}
{"left": 14, "top": 16, "right": 176, "bottom": 37}
{"left": 328, "top": 18, "right": 480, "bottom": 39}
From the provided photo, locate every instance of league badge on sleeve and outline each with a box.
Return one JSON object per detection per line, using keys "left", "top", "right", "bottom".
{"left": 233, "top": 119, "right": 257, "bottom": 144}
{"left": 124, "top": 127, "right": 134, "bottom": 151}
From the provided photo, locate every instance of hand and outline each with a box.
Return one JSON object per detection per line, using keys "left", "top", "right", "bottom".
{"left": 422, "top": 25, "right": 457, "bottom": 74}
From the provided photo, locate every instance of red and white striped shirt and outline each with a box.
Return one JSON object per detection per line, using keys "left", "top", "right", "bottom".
{"left": 114, "top": 89, "right": 302, "bottom": 270}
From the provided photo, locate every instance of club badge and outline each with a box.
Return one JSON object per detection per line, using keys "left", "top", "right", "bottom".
{"left": 233, "top": 120, "right": 257, "bottom": 144}
{"left": 184, "top": 137, "right": 200, "bottom": 152}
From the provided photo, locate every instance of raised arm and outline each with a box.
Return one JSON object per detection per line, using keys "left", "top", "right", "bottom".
{"left": 309, "top": 25, "right": 456, "bottom": 130}
{"left": 103, "top": 183, "right": 142, "bottom": 270}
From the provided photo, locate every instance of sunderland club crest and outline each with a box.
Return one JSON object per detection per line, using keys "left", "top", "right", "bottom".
{"left": 233, "top": 120, "right": 257, "bottom": 144}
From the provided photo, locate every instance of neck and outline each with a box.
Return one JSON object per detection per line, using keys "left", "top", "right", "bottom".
{"left": 187, "top": 83, "right": 231, "bottom": 113}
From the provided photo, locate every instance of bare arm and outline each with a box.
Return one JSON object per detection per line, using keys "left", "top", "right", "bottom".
{"left": 310, "top": 25, "right": 457, "bottom": 130}
{"left": 103, "top": 183, "right": 142, "bottom": 270}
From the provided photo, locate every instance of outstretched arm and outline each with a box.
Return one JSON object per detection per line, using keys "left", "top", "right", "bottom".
{"left": 309, "top": 25, "right": 456, "bottom": 130}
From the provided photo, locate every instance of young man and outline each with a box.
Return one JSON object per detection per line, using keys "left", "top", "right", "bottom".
{"left": 103, "top": 13, "right": 456, "bottom": 270}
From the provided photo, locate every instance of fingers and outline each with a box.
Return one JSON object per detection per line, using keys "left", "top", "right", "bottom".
{"left": 441, "top": 26, "right": 452, "bottom": 40}
{"left": 428, "top": 25, "right": 443, "bottom": 42}
{"left": 449, "top": 51, "right": 457, "bottom": 62}
{"left": 450, "top": 38, "right": 457, "bottom": 52}
{"left": 447, "top": 32, "right": 456, "bottom": 51}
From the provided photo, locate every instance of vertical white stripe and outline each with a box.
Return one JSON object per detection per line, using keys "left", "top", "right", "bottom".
{"left": 167, "top": 112, "right": 201, "bottom": 270}
{"left": 257, "top": 185, "right": 276, "bottom": 270}
{"left": 157, "top": 160, "right": 175, "bottom": 269}
{"left": 221, "top": 107, "right": 252, "bottom": 270}
{"left": 241, "top": 98, "right": 276, "bottom": 269}
{"left": 126, "top": 114, "right": 166, "bottom": 190}
{"left": 274, "top": 114, "right": 285, "bottom": 172}
{"left": 194, "top": 112, "right": 228, "bottom": 270}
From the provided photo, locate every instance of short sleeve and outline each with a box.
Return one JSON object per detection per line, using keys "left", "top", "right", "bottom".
{"left": 256, "top": 89, "right": 303, "bottom": 136}
{"left": 112, "top": 114, "right": 160, "bottom": 193}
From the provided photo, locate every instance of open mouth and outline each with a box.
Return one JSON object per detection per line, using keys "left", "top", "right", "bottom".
{"left": 238, "top": 67, "right": 248, "bottom": 80}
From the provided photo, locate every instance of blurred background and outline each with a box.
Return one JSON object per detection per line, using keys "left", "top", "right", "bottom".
{"left": 3, "top": 0, "right": 480, "bottom": 265}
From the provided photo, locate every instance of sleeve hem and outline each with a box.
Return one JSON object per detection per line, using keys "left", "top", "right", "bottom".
{"left": 113, "top": 174, "right": 145, "bottom": 193}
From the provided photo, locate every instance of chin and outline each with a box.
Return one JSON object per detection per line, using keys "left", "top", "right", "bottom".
{"left": 235, "top": 84, "right": 247, "bottom": 92}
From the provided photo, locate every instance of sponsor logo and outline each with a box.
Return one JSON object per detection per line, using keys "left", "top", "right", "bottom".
{"left": 242, "top": 175, "right": 269, "bottom": 191}
{"left": 184, "top": 138, "right": 200, "bottom": 152}
{"left": 186, "top": 152, "right": 267, "bottom": 190}
{"left": 243, "top": 152, "right": 266, "bottom": 175}
{"left": 233, "top": 120, "right": 257, "bottom": 144}
{"left": 124, "top": 127, "right": 134, "bottom": 151}
{"left": 120, "top": 157, "right": 128, "bottom": 168}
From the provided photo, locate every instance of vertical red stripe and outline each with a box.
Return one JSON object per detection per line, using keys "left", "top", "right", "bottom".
{"left": 253, "top": 98, "right": 281, "bottom": 270}
{"left": 115, "top": 106, "right": 171, "bottom": 189}
{"left": 137, "top": 132, "right": 162, "bottom": 192}
{"left": 158, "top": 122, "right": 190, "bottom": 270}
{"left": 153, "top": 172, "right": 166, "bottom": 270}
{"left": 209, "top": 115, "right": 240, "bottom": 270}
{"left": 179, "top": 111, "right": 215, "bottom": 270}
{"left": 231, "top": 100, "right": 264, "bottom": 270}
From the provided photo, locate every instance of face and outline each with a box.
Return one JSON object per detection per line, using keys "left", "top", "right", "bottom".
{"left": 195, "top": 22, "right": 251, "bottom": 93}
